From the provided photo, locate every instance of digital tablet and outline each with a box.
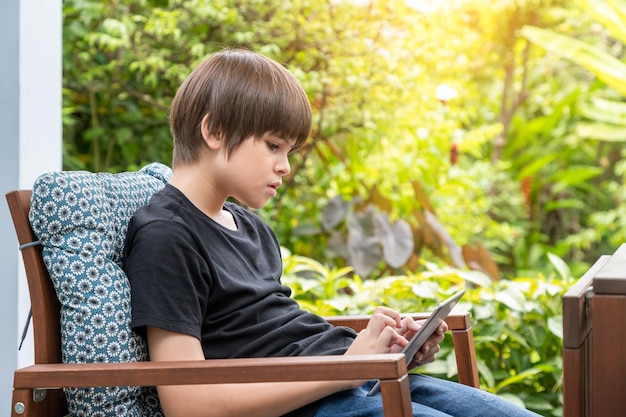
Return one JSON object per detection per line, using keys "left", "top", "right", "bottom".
{"left": 367, "top": 289, "right": 465, "bottom": 396}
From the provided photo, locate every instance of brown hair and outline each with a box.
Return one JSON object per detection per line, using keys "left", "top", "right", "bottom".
{"left": 169, "top": 49, "right": 312, "bottom": 167}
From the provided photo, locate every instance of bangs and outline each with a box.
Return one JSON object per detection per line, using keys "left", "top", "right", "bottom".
{"left": 203, "top": 51, "right": 312, "bottom": 155}
{"left": 255, "top": 78, "right": 312, "bottom": 151}
{"left": 170, "top": 49, "right": 312, "bottom": 166}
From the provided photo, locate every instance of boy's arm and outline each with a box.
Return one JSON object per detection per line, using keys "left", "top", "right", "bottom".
{"left": 146, "top": 326, "right": 357, "bottom": 417}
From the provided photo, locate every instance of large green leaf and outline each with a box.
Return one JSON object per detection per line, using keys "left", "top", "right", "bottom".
{"left": 521, "top": 25, "right": 626, "bottom": 96}
{"left": 575, "top": 0, "right": 626, "bottom": 44}
{"left": 576, "top": 121, "right": 626, "bottom": 142}
{"left": 579, "top": 97, "right": 626, "bottom": 125}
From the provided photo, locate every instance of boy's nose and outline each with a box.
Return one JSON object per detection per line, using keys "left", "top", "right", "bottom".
{"left": 276, "top": 155, "right": 291, "bottom": 176}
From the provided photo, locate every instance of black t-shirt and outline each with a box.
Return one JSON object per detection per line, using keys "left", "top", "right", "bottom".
{"left": 124, "top": 183, "right": 356, "bottom": 359}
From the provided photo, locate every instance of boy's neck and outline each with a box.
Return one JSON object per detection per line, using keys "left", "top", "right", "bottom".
{"left": 169, "top": 164, "right": 230, "bottom": 224}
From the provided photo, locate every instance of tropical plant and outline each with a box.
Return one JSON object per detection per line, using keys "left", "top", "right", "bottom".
{"left": 519, "top": 0, "right": 626, "bottom": 266}
{"left": 64, "top": 0, "right": 602, "bottom": 276}
{"left": 521, "top": 0, "right": 626, "bottom": 132}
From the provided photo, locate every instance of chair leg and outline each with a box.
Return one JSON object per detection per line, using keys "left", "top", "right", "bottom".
{"left": 379, "top": 375, "right": 413, "bottom": 417}
{"left": 12, "top": 388, "right": 67, "bottom": 417}
{"left": 451, "top": 328, "right": 480, "bottom": 388}
{"left": 12, "top": 389, "right": 37, "bottom": 417}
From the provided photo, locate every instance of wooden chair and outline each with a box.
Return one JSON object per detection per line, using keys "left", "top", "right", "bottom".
{"left": 6, "top": 189, "right": 479, "bottom": 417}
{"left": 562, "top": 243, "right": 626, "bottom": 417}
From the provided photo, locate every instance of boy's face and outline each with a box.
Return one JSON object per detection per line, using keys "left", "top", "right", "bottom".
{"left": 217, "top": 133, "right": 295, "bottom": 209}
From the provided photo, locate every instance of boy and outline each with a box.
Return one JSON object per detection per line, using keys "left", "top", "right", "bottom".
{"left": 123, "top": 48, "right": 539, "bottom": 417}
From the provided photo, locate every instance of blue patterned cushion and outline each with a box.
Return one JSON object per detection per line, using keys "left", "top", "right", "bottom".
{"left": 29, "top": 163, "right": 171, "bottom": 417}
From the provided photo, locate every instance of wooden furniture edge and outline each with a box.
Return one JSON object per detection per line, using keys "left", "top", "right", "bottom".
{"left": 326, "top": 312, "right": 471, "bottom": 332}
{"left": 562, "top": 256, "right": 610, "bottom": 349}
{"left": 14, "top": 354, "right": 408, "bottom": 389}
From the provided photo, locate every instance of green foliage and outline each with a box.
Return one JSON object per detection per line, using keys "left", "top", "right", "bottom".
{"left": 63, "top": 0, "right": 612, "bottom": 279}
{"left": 514, "top": 0, "right": 626, "bottom": 270}
{"left": 283, "top": 248, "right": 570, "bottom": 416}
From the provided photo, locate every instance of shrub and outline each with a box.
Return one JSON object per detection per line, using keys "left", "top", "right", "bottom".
{"left": 282, "top": 248, "right": 570, "bottom": 416}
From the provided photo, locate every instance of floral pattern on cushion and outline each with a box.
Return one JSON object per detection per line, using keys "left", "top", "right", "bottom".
{"left": 29, "top": 163, "right": 171, "bottom": 416}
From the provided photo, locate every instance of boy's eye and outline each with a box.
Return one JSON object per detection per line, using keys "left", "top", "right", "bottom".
{"left": 267, "top": 142, "right": 279, "bottom": 151}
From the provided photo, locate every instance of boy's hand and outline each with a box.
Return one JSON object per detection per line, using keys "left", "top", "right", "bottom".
{"left": 407, "top": 319, "right": 447, "bottom": 369}
{"left": 345, "top": 307, "right": 411, "bottom": 355}
{"left": 345, "top": 310, "right": 448, "bottom": 370}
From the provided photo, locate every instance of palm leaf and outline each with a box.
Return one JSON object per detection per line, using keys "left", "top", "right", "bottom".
{"left": 521, "top": 25, "right": 626, "bottom": 96}
{"left": 575, "top": 0, "right": 626, "bottom": 45}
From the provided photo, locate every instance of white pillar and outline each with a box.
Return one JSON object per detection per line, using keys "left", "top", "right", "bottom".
{"left": 0, "top": 0, "right": 62, "bottom": 412}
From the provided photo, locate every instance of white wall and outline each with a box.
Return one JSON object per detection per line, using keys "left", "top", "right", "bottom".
{"left": 0, "top": 0, "right": 62, "bottom": 412}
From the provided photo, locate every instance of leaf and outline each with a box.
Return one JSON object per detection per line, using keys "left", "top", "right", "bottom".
{"left": 461, "top": 242, "right": 500, "bottom": 280}
{"left": 420, "top": 358, "right": 450, "bottom": 375}
{"left": 543, "top": 199, "right": 585, "bottom": 212}
{"left": 413, "top": 210, "right": 444, "bottom": 258}
{"left": 521, "top": 25, "right": 626, "bottom": 96}
{"left": 424, "top": 211, "right": 466, "bottom": 268}
{"left": 374, "top": 213, "right": 414, "bottom": 268}
{"left": 367, "top": 185, "right": 393, "bottom": 213}
{"left": 547, "top": 252, "right": 572, "bottom": 282}
{"left": 476, "top": 358, "right": 495, "bottom": 389}
{"left": 575, "top": 121, "right": 626, "bottom": 142}
{"left": 494, "top": 365, "right": 547, "bottom": 392}
{"left": 322, "top": 195, "right": 348, "bottom": 230}
{"left": 496, "top": 393, "right": 526, "bottom": 409}
{"left": 517, "top": 153, "right": 558, "bottom": 180}
{"left": 575, "top": 0, "right": 626, "bottom": 45}
{"left": 325, "top": 230, "right": 349, "bottom": 259}
{"left": 456, "top": 270, "right": 494, "bottom": 288}
{"left": 579, "top": 97, "right": 626, "bottom": 125}
{"left": 411, "top": 282, "right": 440, "bottom": 299}
{"left": 411, "top": 180, "right": 436, "bottom": 213}
{"left": 547, "top": 315, "right": 563, "bottom": 339}
{"left": 347, "top": 211, "right": 381, "bottom": 277}
{"left": 495, "top": 288, "right": 526, "bottom": 312}
{"left": 291, "top": 224, "right": 323, "bottom": 236}
{"left": 608, "top": 0, "right": 626, "bottom": 36}
{"left": 445, "top": 352, "right": 458, "bottom": 379}
{"left": 502, "top": 326, "right": 531, "bottom": 349}
{"left": 346, "top": 235, "right": 381, "bottom": 277}
{"left": 550, "top": 166, "right": 604, "bottom": 194}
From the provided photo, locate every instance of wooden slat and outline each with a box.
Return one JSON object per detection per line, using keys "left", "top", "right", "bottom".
{"left": 6, "top": 190, "right": 62, "bottom": 365}
{"left": 380, "top": 374, "right": 413, "bottom": 417}
{"left": 14, "top": 354, "right": 407, "bottom": 389}
{"left": 562, "top": 256, "right": 609, "bottom": 349}
{"left": 451, "top": 327, "right": 480, "bottom": 388}
{"left": 593, "top": 244, "right": 626, "bottom": 295}
{"left": 327, "top": 312, "right": 471, "bottom": 332}
{"left": 590, "top": 294, "right": 626, "bottom": 416}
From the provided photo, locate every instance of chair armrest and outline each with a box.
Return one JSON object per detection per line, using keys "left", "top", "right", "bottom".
{"left": 13, "top": 354, "right": 407, "bottom": 389}
{"left": 325, "top": 312, "right": 472, "bottom": 332}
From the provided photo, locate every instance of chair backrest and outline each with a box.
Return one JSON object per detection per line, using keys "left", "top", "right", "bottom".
{"left": 6, "top": 163, "right": 171, "bottom": 417}
{"left": 7, "top": 190, "right": 62, "bottom": 365}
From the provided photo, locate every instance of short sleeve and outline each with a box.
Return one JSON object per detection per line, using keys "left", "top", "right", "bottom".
{"left": 125, "top": 219, "right": 211, "bottom": 340}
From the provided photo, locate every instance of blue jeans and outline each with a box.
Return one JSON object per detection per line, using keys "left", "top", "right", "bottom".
{"left": 313, "top": 374, "right": 541, "bottom": 417}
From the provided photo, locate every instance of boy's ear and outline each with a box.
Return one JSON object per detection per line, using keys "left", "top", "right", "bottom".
{"left": 200, "top": 113, "right": 222, "bottom": 150}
